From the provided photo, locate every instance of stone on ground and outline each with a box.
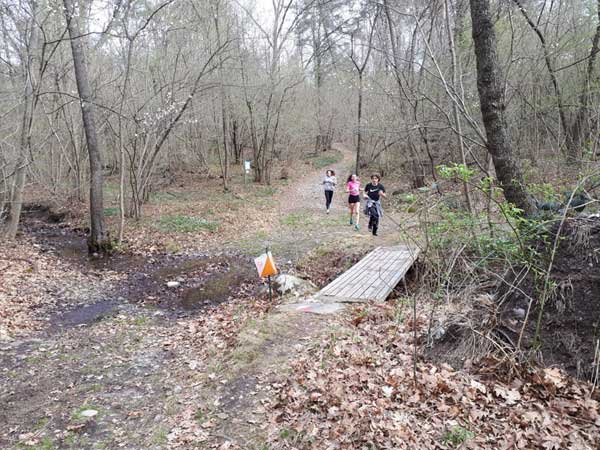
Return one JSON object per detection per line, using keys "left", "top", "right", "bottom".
{"left": 79, "top": 409, "right": 98, "bottom": 418}
{"left": 273, "top": 274, "right": 317, "bottom": 297}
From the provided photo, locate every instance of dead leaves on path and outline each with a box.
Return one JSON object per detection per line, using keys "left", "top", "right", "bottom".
{"left": 267, "top": 305, "right": 599, "bottom": 449}
{"left": 0, "top": 241, "right": 121, "bottom": 339}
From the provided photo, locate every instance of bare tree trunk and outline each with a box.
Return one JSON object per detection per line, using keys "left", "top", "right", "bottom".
{"left": 2, "top": 1, "right": 39, "bottom": 240}
{"left": 117, "top": 37, "right": 134, "bottom": 244}
{"left": 63, "top": 0, "right": 111, "bottom": 253}
{"left": 470, "top": 0, "right": 534, "bottom": 216}
{"left": 349, "top": 6, "right": 379, "bottom": 175}
{"left": 356, "top": 71, "right": 363, "bottom": 174}
{"left": 569, "top": 0, "right": 600, "bottom": 155}
{"left": 213, "top": 0, "right": 229, "bottom": 191}
{"left": 445, "top": 0, "right": 473, "bottom": 214}
{"left": 511, "top": 0, "right": 578, "bottom": 165}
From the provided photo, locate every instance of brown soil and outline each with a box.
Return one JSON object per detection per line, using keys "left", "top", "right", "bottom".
{"left": 499, "top": 215, "right": 600, "bottom": 379}
{"left": 296, "top": 248, "right": 367, "bottom": 288}
{"left": 430, "top": 216, "right": 600, "bottom": 381}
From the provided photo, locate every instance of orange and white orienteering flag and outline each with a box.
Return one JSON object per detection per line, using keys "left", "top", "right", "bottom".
{"left": 254, "top": 251, "right": 278, "bottom": 278}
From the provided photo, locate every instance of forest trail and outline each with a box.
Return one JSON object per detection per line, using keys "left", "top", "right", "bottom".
{"left": 0, "top": 144, "right": 411, "bottom": 450}
{"left": 258, "top": 142, "right": 406, "bottom": 266}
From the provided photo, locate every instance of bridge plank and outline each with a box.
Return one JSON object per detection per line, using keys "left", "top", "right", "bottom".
{"left": 316, "top": 245, "right": 420, "bottom": 303}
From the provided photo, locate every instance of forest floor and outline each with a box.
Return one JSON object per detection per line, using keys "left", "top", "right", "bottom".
{"left": 1, "top": 146, "right": 598, "bottom": 450}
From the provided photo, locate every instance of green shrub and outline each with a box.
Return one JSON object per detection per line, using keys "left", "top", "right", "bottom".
{"left": 399, "top": 193, "right": 416, "bottom": 203}
{"left": 442, "top": 425, "right": 474, "bottom": 446}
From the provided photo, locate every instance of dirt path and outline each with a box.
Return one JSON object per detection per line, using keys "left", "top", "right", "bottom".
{"left": 0, "top": 145, "right": 398, "bottom": 450}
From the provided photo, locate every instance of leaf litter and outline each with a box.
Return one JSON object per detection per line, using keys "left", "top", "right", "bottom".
{"left": 265, "top": 304, "right": 599, "bottom": 449}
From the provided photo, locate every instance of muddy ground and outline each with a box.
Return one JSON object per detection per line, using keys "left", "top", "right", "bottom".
{"left": 1, "top": 145, "right": 396, "bottom": 449}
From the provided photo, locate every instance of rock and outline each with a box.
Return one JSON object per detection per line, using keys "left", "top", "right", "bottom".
{"left": 513, "top": 308, "right": 526, "bottom": 319}
{"left": 272, "top": 274, "right": 317, "bottom": 296}
{"left": 0, "top": 326, "right": 12, "bottom": 342}
{"left": 80, "top": 409, "right": 98, "bottom": 418}
{"left": 166, "top": 281, "right": 180, "bottom": 288}
{"left": 431, "top": 326, "right": 446, "bottom": 341}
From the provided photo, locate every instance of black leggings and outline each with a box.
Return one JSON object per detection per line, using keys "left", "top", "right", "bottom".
{"left": 368, "top": 214, "right": 379, "bottom": 234}
{"left": 325, "top": 190, "right": 334, "bottom": 209}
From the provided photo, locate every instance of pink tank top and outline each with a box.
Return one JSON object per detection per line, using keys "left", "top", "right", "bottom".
{"left": 347, "top": 181, "right": 360, "bottom": 196}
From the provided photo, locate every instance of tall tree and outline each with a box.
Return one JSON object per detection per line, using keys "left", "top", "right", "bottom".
{"left": 469, "top": 0, "right": 534, "bottom": 216}
{"left": 348, "top": 4, "right": 379, "bottom": 175}
{"left": 512, "top": 0, "right": 600, "bottom": 165}
{"left": 1, "top": 0, "right": 39, "bottom": 240}
{"left": 63, "top": 0, "right": 111, "bottom": 253}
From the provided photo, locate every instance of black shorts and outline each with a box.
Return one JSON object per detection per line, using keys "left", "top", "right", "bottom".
{"left": 348, "top": 195, "right": 360, "bottom": 204}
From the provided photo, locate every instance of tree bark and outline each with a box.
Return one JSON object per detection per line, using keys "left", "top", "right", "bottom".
{"left": 356, "top": 71, "right": 363, "bottom": 174}
{"left": 568, "top": 0, "right": 600, "bottom": 156}
{"left": 63, "top": 0, "right": 111, "bottom": 253}
{"left": 213, "top": 0, "right": 229, "bottom": 192}
{"left": 511, "top": 0, "right": 579, "bottom": 165}
{"left": 470, "top": 0, "right": 534, "bottom": 216}
{"left": 2, "top": 0, "right": 39, "bottom": 240}
{"left": 445, "top": 0, "right": 473, "bottom": 214}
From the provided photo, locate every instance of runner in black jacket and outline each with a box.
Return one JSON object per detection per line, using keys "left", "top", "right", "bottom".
{"left": 363, "top": 174, "right": 386, "bottom": 236}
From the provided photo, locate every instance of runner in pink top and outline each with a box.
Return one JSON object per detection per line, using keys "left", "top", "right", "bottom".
{"left": 346, "top": 174, "right": 361, "bottom": 230}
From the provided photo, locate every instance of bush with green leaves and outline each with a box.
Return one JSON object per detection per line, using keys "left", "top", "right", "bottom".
{"left": 431, "top": 163, "right": 545, "bottom": 266}
{"left": 442, "top": 425, "right": 474, "bottom": 446}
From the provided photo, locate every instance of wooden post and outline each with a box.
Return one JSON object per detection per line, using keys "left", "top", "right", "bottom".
{"left": 268, "top": 275, "right": 273, "bottom": 302}
{"left": 266, "top": 246, "right": 273, "bottom": 302}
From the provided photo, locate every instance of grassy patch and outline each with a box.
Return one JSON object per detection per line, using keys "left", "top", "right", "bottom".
{"left": 255, "top": 186, "right": 279, "bottom": 197}
{"left": 281, "top": 212, "right": 313, "bottom": 227}
{"left": 230, "top": 315, "right": 289, "bottom": 368}
{"left": 235, "top": 230, "right": 270, "bottom": 255}
{"left": 153, "top": 215, "right": 219, "bottom": 233}
{"left": 151, "top": 428, "right": 168, "bottom": 446}
{"left": 134, "top": 316, "right": 149, "bottom": 326}
{"left": 149, "top": 191, "right": 189, "bottom": 204}
{"left": 103, "top": 207, "right": 119, "bottom": 217}
{"left": 103, "top": 183, "right": 120, "bottom": 200}
{"left": 20, "top": 437, "right": 54, "bottom": 450}
{"left": 308, "top": 150, "right": 343, "bottom": 169}
{"left": 194, "top": 408, "right": 207, "bottom": 423}
{"left": 281, "top": 211, "right": 344, "bottom": 228}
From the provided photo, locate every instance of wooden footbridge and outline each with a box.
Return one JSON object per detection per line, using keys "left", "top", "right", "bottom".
{"left": 279, "top": 245, "right": 420, "bottom": 314}
{"left": 316, "top": 245, "right": 420, "bottom": 303}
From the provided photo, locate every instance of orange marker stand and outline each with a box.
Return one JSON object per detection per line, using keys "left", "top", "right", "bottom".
{"left": 254, "top": 249, "right": 278, "bottom": 302}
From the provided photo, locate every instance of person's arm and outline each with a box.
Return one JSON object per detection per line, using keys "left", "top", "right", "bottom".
{"left": 363, "top": 183, "right": 370, "bottom": 199}
{"left": 380, "top": 185, "right": 387, "bottom": 198}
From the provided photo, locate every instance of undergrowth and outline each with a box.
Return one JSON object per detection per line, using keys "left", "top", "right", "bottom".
{"left": 153, "top": 215, "right": 219, "bottom": 233}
